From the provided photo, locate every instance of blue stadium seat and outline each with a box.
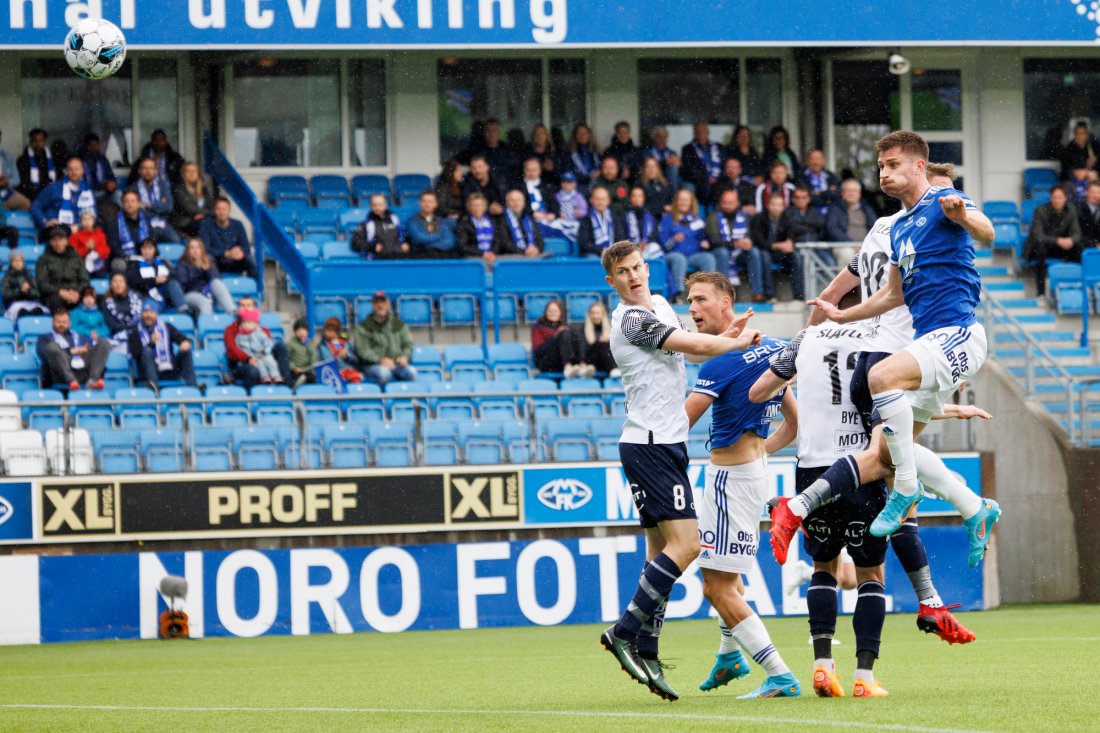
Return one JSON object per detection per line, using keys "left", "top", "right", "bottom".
{"left": 21, "top": 388, "right": 64, "bottom": 430}
{"left": 312, "top": 296, "right": 348, "bottom": 327}
{"left": 560, "top": 377, "right": 605, "bottom": 417}
{"left": 523, "top": 292, "right": 558, "bottom": 324}
{"left": 440, "top": 294, "right": 477, "bottom": 329}
{"left": 590, "top": 417, "right": 622, "bottom": 461}
{"left": 1021, "top": 199, "right": 1043, "bottom": 230}
{"left": 296, "top": 383, "right": 343, "bottom": 424}
{"left": 1023, "top": 167, "right": 1058, "bottom": 197}
{"left": 471, "top": 382, "right": 518, "bottom": 421}
{"left": 566, "top": 292, "right": 602, "bottom": 322}
{"left": 423, "top": 421, "right": 460, "bottom": 465}
{"left": 115, "top": 387, "right": 159, "bottom": 428}
{"left": 232, "top": 426, "right": 285, "bottom": 471}
{"left": 983, "top": 200, "right": 1020, "bottom": 224}
{"left": 191, "top": 426, "right": 234, "bottom": 469}
{"left": 91, "top": 429, "right": 143, "bottom": 473}
{"left": 429, "top": 382, "right": 476, "bottom": 420}
{"left": 395, "top": 294, "right": 433, "bottom": 329}
{"left": 367, "top": 420, "right": 412, "bottom": 467}
{"left": 68, "top": 389, "right": 114, "bottom": 429}
{"left": 494, "top": 364, "right": 530, "bottom": 383}
{"left": 158, "top": 243, "right": 185, "bottom": 263}
{"left": 250, "top": 384, "right": 295, "bottom": 424}
{"left": 8, "top": 211, "right": 34, "bottom": 233}
{"left": 322, "top": 423, "right": 368, "bottom": 468}
{"left": 197, "top": 312, "right": 235, "bottom": 347}
{"left": 489, "top": 294, "right": 519, "bottom": 329}
{"left": 297, "top": 208, "right": 339, "bottom": 237}
{"left": 543, "top": 418, "right": 592, "bottom": 462}
{"left": 502, "top": 422, "right": 537, "bottom": 463}
{"left": 517, "top": 378, "right": 561, "bottom": 418}
{"left": 142, "top": 428, "right": 184, "bottom": 472}
{"left": 268, "top": 175, "right": 311, "bottom": 205}
{"left": 0, "top": 318, "right": 16, "bottom": 356}
{"left": 351, "top": 174, "right": 393, "bottom": 205}
{"left": 383, "top": 381, "right": 429, "bottom": 422}
{"left": 191, "top": 350, "right": 224, "bottom": 389}
{"left": 1049, "top": 263, "right": 1085, "bottom": 315}
{"left": 542, "top": 236, "right": 573, "bottom": 258}
{"left": 311, "top": 175, "right": 350, "bottom": 204}
{"left": 207, "top": 385, "right": 251, "bottom": 426}
{"left": 17, "top": 315, "right": 52, "bottom": 352}
{"left": 411, "top": 344, "right": 444, "bottom": 381}
{"left": 1, "top": 352, "right": 39, "bottom": 392}
{"left": 339, "top": 207, "right": 368, "bottom": 235}
{"left": 992, "top": 222, "right": 1021, "bottom": 253}
{"left": 393, "top": 174, "right": 433, "bottom": 205}
{"left": 270, "top": 206, "right": 298, "bottom": 236}
{"left": 321, "top": 240, "right": 357, "bottom": 261}
{"left": 161, "top": 385, "right": 205, "bottom": 426}
{"left": 296, "top": 241, "right": 321, "bottom": 266}
{"left": 223, "top": 276, "right": 260, "bottom": 301}
{"left": 443, "top": 344, "right": 485, "bottom": 371}
{"left": 344, "top": 382, "right": 386, "bottom": 422}
{"left": 258, "top": 312, "right": 285, "bottom": 342}
{"left": 486, "top": 342, "right": 528, "bottom": 369}
{"left": 159, "top": 312, "right": 196, "bottom": 343}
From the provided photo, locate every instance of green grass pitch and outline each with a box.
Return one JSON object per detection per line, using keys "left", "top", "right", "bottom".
{"left": 0, "top": 605, "right": 1097, "bottom": 732}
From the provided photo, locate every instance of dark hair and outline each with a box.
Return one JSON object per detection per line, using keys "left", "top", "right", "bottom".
{"left": 214, "top": 195, "right": 232, "bottom": 207}
{"left": 538, "top": 299, "right": 565, "bottom": 327}
{"left": 874, "top": 130, "right": 930, "bottom": 162}
{"left": 28, "top": 128, "right": 46, "bottom": 138}
{"left": 685, "top": 271, "right": 735, "bottom": 302}
{"left": 600, "top": 240, "right": 641, "bottom": 274}
{"left": 439, "top": 159, "right": 462, "bottom": 197}
{"left": 140, "top": 237, "right": 159, "bottom": 256}
{"left": 322, "top": 317, "right": 341, "bottom": 333}
{"left": 614, "top": 120, "right": 630, "bottom": 131}
{"left": 792, "top": 185, "right": 812, "bottom": 195}
{"left": 769, "top": 125, "right": 791, "bottom": 147}
{"left": 121, "top": 188, "right": 140, "bottom": 201}
{"left": 469, "top": 154, "right": 488, "bottom": 167}
{"left": 83, "top": 132, "right": 100, "bottom": 144}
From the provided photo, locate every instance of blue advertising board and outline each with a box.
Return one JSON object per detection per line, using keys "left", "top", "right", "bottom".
{"left": 0, "top": 482, "right": 34, "bottom": 542}
{"left": 37, "top": 529, "right": 982, "bottom": 643}
{"left": 1, "top": 1, "right": 1096, "bottom": 48}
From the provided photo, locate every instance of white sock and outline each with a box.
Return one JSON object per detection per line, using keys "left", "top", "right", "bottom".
{"left": 913, "top": 444, "right": 982, "bottom": 519}
{"left": 718, "top": 622, "right": 740, "bottom": 655}
{"left": 921, "top": 592, "right": 944, "bottom": 608}
{"left": 854, "top": 668, "right": 875, "bottom": 683}
{"left": 731, "top": 615, "right": 790, "bottom": 677}
{"left": 874, "top": 390, "right": 918, "bottom": 495}
{"left": 814, "top": 657, "right": 835, "bottom": 671}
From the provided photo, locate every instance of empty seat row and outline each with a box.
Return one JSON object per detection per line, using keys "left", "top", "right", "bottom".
{"left": 268, "top": 174, "right": 432, "bottom": 209}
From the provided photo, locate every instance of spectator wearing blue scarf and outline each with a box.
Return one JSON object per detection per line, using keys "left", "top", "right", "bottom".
{"left": 564, "top": 123, "right": 601, "bottom": 188}
{"left": 457, "top": 194, "right": 507, "bottom": 268}
{"left": 680, "top": 121, "right": 724, "bottom": 204}
{"left": 126, "top": 238, "right": 188, "bottom": 312}
{"left": 499, "top": 189, "right": 545, "bottom": 257}
{"left": 797, "top": 148, "right": 840, "bottom": 213}
{"left": 659, "top": 189, "right": 716, "bottom": 302}
{"left": 705, "top": 189, "right": 760, "bottom": 291}
{"left": 108, "top": 190, "right": 176, "bottom": 273}
{"left": 127, "top": 302, "right": 197, "bottom": 391}
{"left": 623, "top": 187, "right": 658, "bottom": 251}
{"left": 644, "top": 126, "right": 683, "bottom": 191}
{"left": 36, "top": 307, "right": 110, "bottom": 391}
{"left": 79, "top": 133, "right": 118, "bottom": 203}
{"left": 30, "top": 157, "right": 96, "bottom": 237}
{"left": 578, "top": 188, "right": 626, "bottom": 258}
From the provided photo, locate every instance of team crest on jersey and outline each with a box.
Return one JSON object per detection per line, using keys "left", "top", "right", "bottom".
{"left": 897, "top": 237, "right": 918, "bottom": 282}
{"left": 915, "top": 216, "right": 927, "bottom": 227}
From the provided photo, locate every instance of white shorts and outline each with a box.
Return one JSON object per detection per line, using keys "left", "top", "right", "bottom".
{"left": 697, "top": 458, "right": 772, "bottom": 574}
{"left": 903, "top": 323, "right": 987, "bottom": 424}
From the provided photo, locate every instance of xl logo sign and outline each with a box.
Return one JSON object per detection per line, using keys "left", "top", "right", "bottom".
{"left": 42, "top": 485, "right": 117, "bottom": 535}
{"left": 448, "top": 474, "right": 520, "bottom": 522}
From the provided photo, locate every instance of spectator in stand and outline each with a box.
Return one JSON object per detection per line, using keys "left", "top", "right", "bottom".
{"left": 499, "top": 189, "right": 544, "bottom": 257}
{"left": 590, "top": 156, "right": 631, "bottom": 214}
{"left": 762, "top": 125, "right": 800, "bottom": 176}
{"left": 471, "top": 118, "right": 519, "bottom": 182}
{"left": 352, "top": 291, "right": 416, "bottom": 386}
{"left": 644, "top": 126, "right": 683, "bottom": 191}
{"left": 659, "top": 188, "right": 715, "bottom": 303}
{"left": 578, "top": 187, "right": 626, "bottom": 258}
{"left": 1028, "top": 185, "right": 1083, "bottom": 298}
{"left": 580, "top": 300, "right": 618, "bottom": 376}
{"left": 37, "top": 226, "right": 89, "bottom": 311}
{"left": 1068, "top": 164, "right": 1092, "bottom": 202}
{"left": 70, "top": 286, "right": 109, "bottom": 341}
{"left": 37, "top": 307, "right": 110, "bottom": 391}
{"left": 132, "top": 128, "right": 185, "bottom": 185}
{"left": 406, "top": 190, "right": 458, "bottom": 258}
{"left": 133, "top": 157, "right": 180, "bottom": 242}
{"left": 1077, "top": 180, "right": 1100, "bottom": 248}
{"left": 638, "top": 156, "right": 673, "bottom": 220}
{"left": 680, "top": 120, "right": 724, "bottom": 204}
{"left": 798, "top": 148, "right": 840, "bottom": 213}
{"left": 69, "top": 210, "right": 109, "bottom": 278}
{"left": 224, "top": 295, "right": 292, "bottom": 387}
{"left": 1061, "top": 121, "right": 1099, "bottom": 180}
{"left": 605, "top": 121, "right": 642, "bottom": 180}
{"left": 107, "top": 189, "right": 177, "bottom": 271}
{"left": 729, "top": 124, "right": 764, "bottom": 182}
{"left": 754, "top": 161, "right": 796, "bottom": 212}
{"left": 16, "top": 128, "right": 57, "bottom": 202}
{"left": 565, "top": 123, "right": 601, "bottom": 188}
{"left": 102, "top": 272, "right": 144, "bottom": 349}
{"left": 524, "top": 123, "right": 557, "bottom": 178}
{"left": 287, "top": 318, "right": 317, "bottom": 386}
{"left": 554, "top": 172, "right": 588, "bottom": 222}
{"left": 516, "top": 157, "right": 558, "bottom": 222}
{"left": 234, "top": 307, "right": 283, "bottom": 384}
{"left": 787, "top": 186, "right": 829, "bottom": 264}
{"left": 0, "top": 206, "right": 19, "bottom": 250}
{"left": 171, "top": 161, "right": 214, "bottom": 237}
{"left": 175, "top": 237, "right": 236, "bottom": 315}
{"left": 129, "top": 301, "right": 197, "bottom": 392}
{"left": 127, "top": 238, "right": 187, "bottom": 313}
{"left": 456, "top": 193, "right": 504, "bottom": 267}
{"left": 1, "top": 250, "right": 48, "bottom": 320}
{"left": 749, "top": 191, "right": 804, "bottom": 302}
{"left": 318, "top": 317, "right": 361, "bottom": 383}
{"left": 532, "top": 299, "right": 591, "bottom": 378}
{"left": 30, "top": 156, "right": 96, "bottom": 237}
{"left": 0, "top": 129, "right": 31, "bottom": 211}
{"left": 714, "top": 157, "right": 759, "bottom": 214}
{"left": 462, "top": 155, "right": 504, "bottom": 215}
{"left": 434, "top": 159, "right": 465, "bottom": 218}
{"left": 825, "top": 179, "right": 877, "bottom": 246}
{"left": 352, "top": 193, "right": 408, "bottom": 259}
{"left": 199, "top": 196, "right": 259, "bottom": 279}
{"left": 78, "top": 133, "right": 118, "bottom": 204}
{"left": 623, "top": 186, "right": 658, "bottom": 254}
{"left": 705, "top": 189, "right": 758, "bottom": 291}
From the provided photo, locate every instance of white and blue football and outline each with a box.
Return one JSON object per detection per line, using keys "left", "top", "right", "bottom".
{"left": 64, "top": 18, "right": 127, "bottom": 80}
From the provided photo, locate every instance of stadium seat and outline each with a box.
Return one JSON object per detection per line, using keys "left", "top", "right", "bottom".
{"left": 232, "top": 426, "right": 285, "bottom": 471}
{"left": 566, "top": 292, "right": 602, "bottom": 322}
{"left": 395, "top": 294, "right": 433, "bottom": 329}
{"left": 249, "top": 384, "right": 295, "bottom": 424}
{"left": 457, "top": 422, "right": 504, "bottom": 461}
{"left": 321, "top": 423, "right": 367, "bottom": 468}
{"left": 297, "top": 208, "right": 339, "bottom": 238}
{"left": 542, "top": 236, "right": 573, "bottom": 257}
{"left": 560, "top": 378, "right": 605, "bottom": 417}
{"left": 271, "top": 206, "right": 298, "bottom": 236}
{"left": 91, "top": 429, "right": 143, "bottom": 473}
{"left": 312, "top": 296, "right": 349, "bottom": 327}
{"left": 344, "top": 382, "right": 386, "bottom": 422}
{"left": 471, "top": 382, "right": 519, "bottom": 421}
{"left": 223, "top": 276, "right": 260, "bottom": 301}
{"left": 321, "top": 240, "right": 357, "bottom": 261}
{"left": 16, "top": 315, "right": 52, "bottom": 351}
{"left": 367, "top": 420, "right": 412, "bottom": 467}
{"left": 486, "top": 342, "right": 528, "bottom": 369}
{"left": 142, "top": 428, "right": 185, "bottom": 472}
{"left": 439, "top": 294, "right": 477, "bottom": 329}
{"left": 197, "top": 312, "right": 235, "bottom": 347}
{"left": 393, "top": 174, "right": 433, "bottom": 205}
{"left": 351, "top": 174, "right": 393, "bottom": 205}
{"left": 0, "top": 389, "right": 19, "bottom": 432}
{"left": 191, "top": 426, "right": 235, "bottom": 471}
{"left": 494, "top": 364, "right": 530, "bottom": 383}
{"left": 410, "top": 345, "right": 444, "bottom": 381}
{"left": 428, "top": 382, "right": 476, "bottom": 420}
{"left": 1049, "top": 262, "right": 1085, "bottom": 315}
{"left": 191, "top": 350, "right": 224, "bottom": 389}
{"left": 517, "top": 378, "right": 562, "bottom": 418}
{"left": 296, "top": 383, "right": 343, "bottom": 424}
{"left": 311, "top": 174, "right": 351, "bottom": 205}
{"left": 590, "top": 417, "right": 622, "bottom": 461}
{"left": 115, "top": 387, "right": 159, "bottom": 428}
{"left": 22, "top": 388, "right": 64, "bottom": 430}
{"left": 384, "top": 381, "right": 429, "bottom": 422}
{"left": 1023, "top": 167, "right": 1058, "bottom": 197}
{"left": 339, "top": 207, "right": 368, "bottom": 235}
{"left": 0, "top": 319, "right": 15, "bottom": 356}
{"left": 992, "top": 222, "right": 1021, "bottom": 253}
{"left": 423, "top": 421, "right": 460, "bottom": 465}
{"left": 543, "top": 418, "right": 592, "bottom": 462}
{"left": 523, "top": 292, "right": 558, "bottom": 324}
{"left": 502, "top": 421, "right": 537, "bottom": 463}
{"left": 158, "top": 312, "right": 196, "bottom": 343}
{"left": 207, "top": 385, "right": 251, "bottom": 426}
{"left": 268, "top": 175, "right": 310, "bottom": 205}
{"left": 489, "top": 294, "right": 519, "bottom": 331}
{"left": 0, "top": 429, "right": 46, "bottom": 476}
{"left": 158, "top": 243, "right": 185, "bottom": 263}
{"left": 161, "top": 386, "right": 205, "bottom": 427}
{"left": 44, "top": 427, "right": 94, "bottom": 475}
{"left": 68, "top": 389, "right": 115, "bottom": 429}
{"left": 1021, "top": 199, "right": 1043, "bottom": 230}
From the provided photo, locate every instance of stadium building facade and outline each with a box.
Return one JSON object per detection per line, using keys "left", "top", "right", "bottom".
{"left": 0, "top": 1, "right": 1099, "bottom": 204}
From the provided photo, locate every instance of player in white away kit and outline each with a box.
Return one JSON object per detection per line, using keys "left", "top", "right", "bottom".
{"left": 597, "top": 241, "right": 761, "bottom": 701}
{"left": 682, "top": 272, "right": 801, "bottom": 700}
{"left": 779, "top": 165, "right": 983, "bottom": 645}
{"left": 776, "top": 133, "right": 1001, "bottom": 569}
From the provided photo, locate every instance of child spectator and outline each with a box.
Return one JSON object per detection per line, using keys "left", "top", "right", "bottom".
{"left": 234, "top": 308, "right": 282, "bottom": 384}
{"left": 126, "top": 238, "right": 187, "bottom": 312}
{"left": 287, "top": 317, "right": 318, "bottom": 386}
{"left": 70, "top": 286, "right": 109, "bottom": 341}
{"left": 318, "top": 316, "right": 362, "bottom": 383}
{"left": 554, "top": 172, "right": 588, "bottom": 222}
{"left": 1, "top": 250, "right": 49, "bottom": 320}
{"left": 69, "top": 209, "right": 109, "bottom": 277}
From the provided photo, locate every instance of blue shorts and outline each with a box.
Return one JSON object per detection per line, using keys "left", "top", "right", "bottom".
{"left": 795, "top": 465, "right": 887, "bottom": 568}
{"left": 850, "top": 351, "right": 892, "bottom": 436}
{"left": 619, "top": 442, "right": 695, "bottom": 528}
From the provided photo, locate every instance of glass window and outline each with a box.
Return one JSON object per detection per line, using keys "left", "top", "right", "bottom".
{"left": 233, "top": 59, "right": 341, "bottom": 168}
{"left": 637, "top": 58, "right": 740, "bottom": 135}
{"left": 745, "top": 58, "right": 784, "bottom": 141}
{"left": 20, "top": 59, "right": 132, "bottom": 166}
{"left": 832, "top": 61, "right": 900, "bottom": 188}
{"left": 1024, "top": 59, "right": 1100, "bottom": 161}
{"left": 350, "top": 59, "right": 387, "bottom": 167}
{"left": 137, "top": 59, "right": 180, "bottom": 153}
{"left": 911, "top": 69, "right": 962, "bottom": 132}
{"left": 928, "top": 141, "right": 964, "bottom": 166}
{"left": 437, "top": 59, "right": 542, "bottom": 163}
{"left": 549, "top": 59, "right": 586, "bottom": 141}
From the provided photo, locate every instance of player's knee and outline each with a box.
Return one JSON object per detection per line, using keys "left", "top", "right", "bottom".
{"left": 867, "top": 361, "right": 896, "bottom": 394}
{"left": 855, "top": 564, "right": 885, "bottom": 585}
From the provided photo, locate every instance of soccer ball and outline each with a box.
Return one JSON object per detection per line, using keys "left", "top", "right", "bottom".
{"left": 63, "top": 18, "right": 126, "bottom": 80}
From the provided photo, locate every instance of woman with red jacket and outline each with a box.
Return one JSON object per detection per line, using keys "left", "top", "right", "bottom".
{"left": 531, "top": 300, "right": 593, "bottom": 379}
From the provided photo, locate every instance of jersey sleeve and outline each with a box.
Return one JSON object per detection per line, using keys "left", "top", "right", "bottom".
{"left": 620, "top": 308, "right": 676, "bottom": 350}
{"left": 693, "top": 354, "right": 737, "bottom": 397}
{"left": 768, "top": 330, "right": 804, "bottom": 381}
{"left": 847, "top": 254, "right": 859, "bottom": 276}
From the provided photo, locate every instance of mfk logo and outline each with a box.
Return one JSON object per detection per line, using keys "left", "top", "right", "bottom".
{"left": 448, "top": 473, "right": 520, "bottom": 522}
{"left": 0, "top": 495, "right": 11, "bottom": 526}
{"left": 536, "top": 478, "right": 593, "bottom": 512}
{"left": 42, "top": 485, "right": 116, "bottom": 535}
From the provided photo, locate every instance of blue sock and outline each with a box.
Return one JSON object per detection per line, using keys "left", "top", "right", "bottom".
{"left": 636, "top": 600, "right": 666, "bottom": 660}
{"left": 890, "top": 519, "right": 928, "bottom": 573}
{"left": 807, "top": 571, "right": 838, "bottom": 659}
{"left": 853, "top": 580, "right": 886, "bottom": 659}
{"left": 614, "top": 553, "right": 681, "bottom": 642}
{"left": 792, "top": 455, "right": 860, "bottom": 517}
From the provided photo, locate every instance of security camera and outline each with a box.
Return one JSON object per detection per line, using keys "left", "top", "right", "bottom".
{"left": 888, "top": 53, "right": 911, "bottom": 76}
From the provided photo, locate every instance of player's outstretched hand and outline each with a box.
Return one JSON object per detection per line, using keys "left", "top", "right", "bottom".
{"left": 724, "top": 307, "right": 755, "bottom": 339}
{"left": 944, "top": 404, "right": 993, "bottom": 420}
{"left": 940, "top": 194, "right": 968, "bottom": 223}
{"left": 806, "top": 298, "right": 843, "bottom": 322}
{"left": 733, "top": 328, "right": 762, "bottom": 348}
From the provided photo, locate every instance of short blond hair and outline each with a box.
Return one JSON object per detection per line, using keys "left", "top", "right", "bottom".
{"left": 685, "top": 271, "right": 735, "bottom": 302}
{"left": 926, "top": 162, "right": 957, "bottom": 183}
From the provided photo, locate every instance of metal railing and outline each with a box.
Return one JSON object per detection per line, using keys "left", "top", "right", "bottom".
{"left": 798, "top": 241, "right": 847, "bottom": 301}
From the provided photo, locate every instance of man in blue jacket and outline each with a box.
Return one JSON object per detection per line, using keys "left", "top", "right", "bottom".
{"left": 30, "top": 157, "right": 96, "bottom": 237}
{"left": 406, "top": 190, "right": 458, "bottom": 258}
{"left": 199, "top": 196, "right": 258, "bottom": 279}
{"left": 825, "top": 179, "right": 878, "bottom": 244}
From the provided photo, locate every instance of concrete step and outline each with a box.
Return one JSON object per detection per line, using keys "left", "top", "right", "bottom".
{"left": 996, "top": 346, "right": 1093, "bottom": 367}
{"left": 993, "top": 330, "right": 1077, "bottom": 344}
{"left": 1009, "top": 365, "right": 1100, "bottom": 380}
{"left": 984, "top": 281, "right": 1026, "bottom": 293}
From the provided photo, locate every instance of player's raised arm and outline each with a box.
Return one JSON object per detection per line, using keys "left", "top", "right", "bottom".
{"left": 764, "top": 390, "right": 798, "bottom": 454}
{"left": 808, "top": 262, "right": 861, "bottom": 326}
{"left": 934, "top": 403, "right": 993, "bottom": 421}
{"left": 940, "top": 194, "right": 994, "bottom": 244}
{"left": 749, "top": 330, "right": 803, "bottom": 402}
{"left": 662, "top": 327, "right": 762, "bottom": 357}
{"left": 808, "top": 265, "right": 903, "bottom": 325}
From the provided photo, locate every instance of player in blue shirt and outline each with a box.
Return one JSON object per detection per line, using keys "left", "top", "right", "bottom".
{"left": 804, "top": 131, "right": 1001, "bottom": 567}
{"left": 683, "top": 271, "right": 801, "bottom": 700}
